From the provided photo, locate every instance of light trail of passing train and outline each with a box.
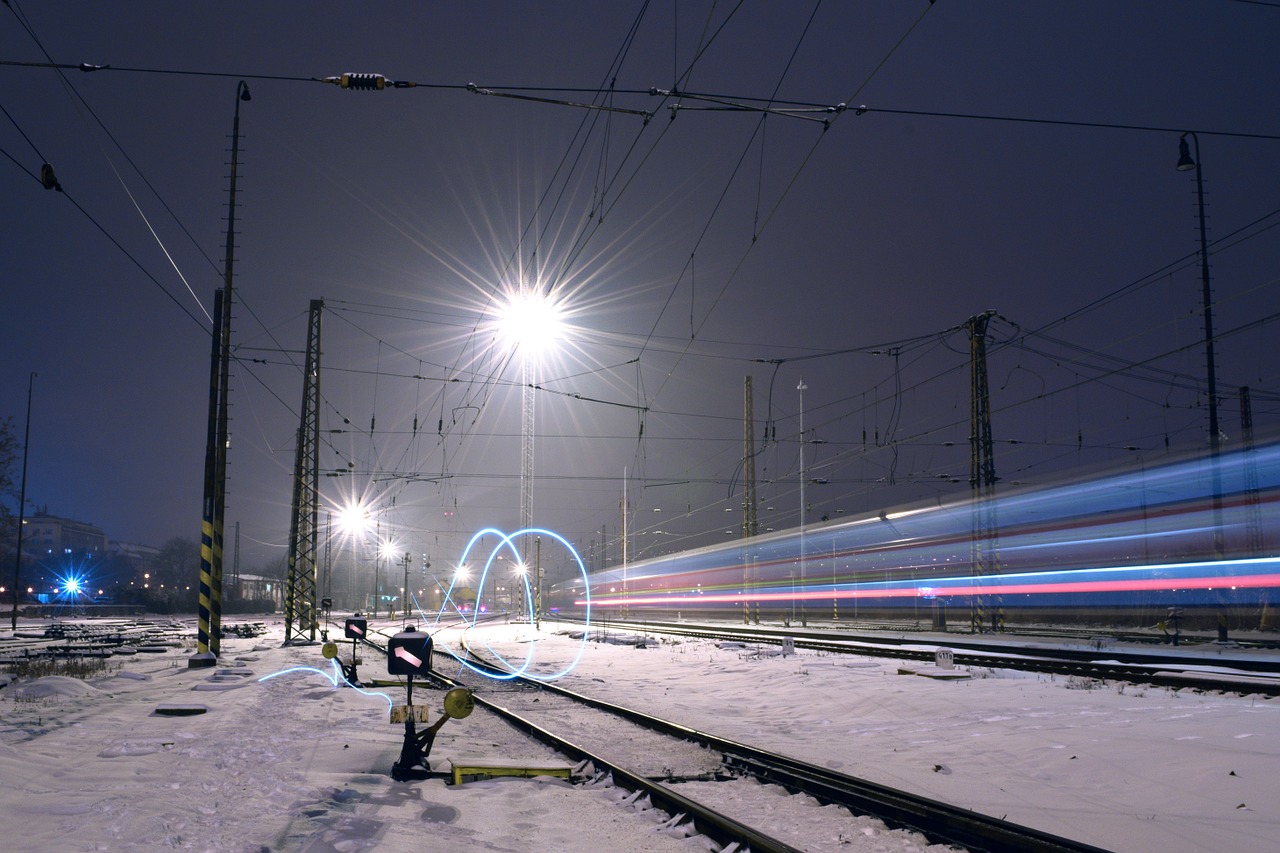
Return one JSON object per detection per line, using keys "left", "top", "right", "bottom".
{"left": 550, "top": 442, "right": 1280, "bottom": 629}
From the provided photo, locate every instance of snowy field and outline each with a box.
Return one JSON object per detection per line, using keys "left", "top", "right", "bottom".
{"left": 1, "top": 616, "right": 1277, "bottom": 852}
{"left": 1, "top": 618, "right": 725, "bottom": 852}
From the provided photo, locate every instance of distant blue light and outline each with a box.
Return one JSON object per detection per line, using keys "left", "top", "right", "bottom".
{"left": 51, "top": 566, "right": 93, "bottom": 602}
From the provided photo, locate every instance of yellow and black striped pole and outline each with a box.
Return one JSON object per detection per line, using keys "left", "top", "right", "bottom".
{"left": 193, "top": 290, "right": 224, "bottom": 665}
{"left": 195, "top": 81, "right": 250, "bottom": 663}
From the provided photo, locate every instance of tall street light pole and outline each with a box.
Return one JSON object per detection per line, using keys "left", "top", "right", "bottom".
{"left": 1176, "top": 131, "right": 1225, "bottom": 559}
{"left": 495, "top": 286, "right": 566, "bottom": 570}
{"left": 10, "top": 372, "right": 35, "bottom": 631}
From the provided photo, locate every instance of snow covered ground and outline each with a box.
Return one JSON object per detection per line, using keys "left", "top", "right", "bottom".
{"left": 1, "top": 615, "right": 1277, "bottom": 852}
{"left": 459, "top": 619, "right": 1280, "bottom": 853}
{"left": 0, "top": 621, "right": 714, "bottom": 852}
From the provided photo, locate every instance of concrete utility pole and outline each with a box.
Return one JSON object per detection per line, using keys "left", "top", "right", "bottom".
{"left": 10, "top": 372, "right": 35, "bottom": 631}
{"left": 1239, "top": 387, "right": 1263, "bottom": 557}
{"left": 535, "top": 535, "right": 542, "bottom": 631}
{"left": 195, "top": 81, "right": 250, "bottom": 665}
{"left": 402, "top": 552, "right": 411, "bottom": 626}
{"left": 797, "top": 378, "right": 808, "bottom": 627}
{"left": 742, "top": 376, "right": 758, "bottom": 624}
{"left": 621, "top": 471, "right": 628, "bottom": 620}
{"left": 196, "top": 291, "right": 224, "bottom": 663}
{"left": 1176, "top": 132, "right": 1226, "bottom": 561}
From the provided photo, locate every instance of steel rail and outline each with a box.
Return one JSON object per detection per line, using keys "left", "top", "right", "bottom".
{"left": 582, "top": 618, "right": 1280, "bottom": 694}
{"left": 449, "top": 638, "right": 1108, "bottom": 853}
{"left": 427, "top": 654, "right": 804, "bottom": 853}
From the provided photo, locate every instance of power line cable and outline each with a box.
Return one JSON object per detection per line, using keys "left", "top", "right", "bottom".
{"left": 4, "top": 0, "right": 217, "bottom": 322}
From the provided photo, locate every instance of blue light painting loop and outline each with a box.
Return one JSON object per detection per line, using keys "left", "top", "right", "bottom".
{"left": 430, "top": 527, "right": 592, "bottom": 682}
{"left": 261, "top": 528, "right": 593, "bottom": 697}
{"left": 258, "top": 660, "right": 394, "bottom": 712}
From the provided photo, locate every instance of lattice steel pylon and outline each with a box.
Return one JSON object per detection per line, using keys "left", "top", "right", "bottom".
{"left": 966, "top": 311, "right": 1002, "bottom": 633}
{"left": 285, "top": 299, "right": 323, "bottom": 644}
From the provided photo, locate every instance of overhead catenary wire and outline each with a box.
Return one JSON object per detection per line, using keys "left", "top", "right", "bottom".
{"left": 6, "top": 4, "right": 1278, "bottom": 562}
{"left": 3, "top": 0, "right": 223, "bottom": 323}
{"left": 5, "top": 58, "right": 1279, "bottom": 142}
{"left": 7, "top": 42, "right": 1275, "bottom": 373}
{"left": 633, "top": 0, "right": 940, "bottom": 440}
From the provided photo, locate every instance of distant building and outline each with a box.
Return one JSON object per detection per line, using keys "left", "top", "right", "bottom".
{"left": 22, "top": 508, "right": 108, "bottom": 561}
{"left": 234, "top": 573, "right": 283, "bottom": 610}
{"left": 107, "top": 540, "right": 162, "bottom": 575}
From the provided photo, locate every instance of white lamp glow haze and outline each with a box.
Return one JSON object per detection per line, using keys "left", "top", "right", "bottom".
{"left": 495, "top": 288, "right": 566, "bottom": 357}
{"left": 333, "top": 501, "right": 373, "bottom": 537}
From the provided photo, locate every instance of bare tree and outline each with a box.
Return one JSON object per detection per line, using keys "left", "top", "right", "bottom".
{"left": 156, "top": 536, "right": 200, "bottom": 588}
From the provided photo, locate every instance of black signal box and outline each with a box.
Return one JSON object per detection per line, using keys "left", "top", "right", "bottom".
{"left": 344, "top": 617, "right": 367, "bottom": 640}
{"left": 387, "top": 630, "right": 433, "bottom": 677}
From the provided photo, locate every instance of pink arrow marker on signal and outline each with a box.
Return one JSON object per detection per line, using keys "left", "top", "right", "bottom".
{"left": 394, "top": 646, "right": 423, "bottom": 669}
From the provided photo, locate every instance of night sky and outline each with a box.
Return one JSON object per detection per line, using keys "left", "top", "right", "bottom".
{"left": 3, "top": 2, "right": 1279, "bottom": 573}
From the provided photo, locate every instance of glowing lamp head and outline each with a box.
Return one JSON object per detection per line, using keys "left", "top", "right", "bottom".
{"left": 63, "top": 577, "right": 83, "bottom": 595}
{"left": 495, "top": 289, "right": 565, "bottom": 356}
{"left": 335, "top": 501, "right": 373, "bottom": 536}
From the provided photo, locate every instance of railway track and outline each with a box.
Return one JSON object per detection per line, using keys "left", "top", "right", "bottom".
{"left": 354, "top": 625, "right": 817, "bottom": 850}
{"left": 343, "top": 626, "right": 1107, "bottom": 853}
{"left": 582, "top": 618, "right": 1280, "bottom": 696}
{"left": 327, "top": 616, "right": 1279, "bottom": 849}
{"left": 0, "top": 618, "right": 265, "bottom": 665}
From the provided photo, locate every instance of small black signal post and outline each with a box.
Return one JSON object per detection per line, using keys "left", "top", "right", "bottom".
{"left": 339, "top": 616, "right": 366, "bottom": 684}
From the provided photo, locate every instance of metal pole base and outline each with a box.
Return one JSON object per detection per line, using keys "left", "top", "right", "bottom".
{"left": 339, "top": 660, "right": 361, "bottom": 687}
{"left": 391, "top": 717, "right": 438, "bottom": 781}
